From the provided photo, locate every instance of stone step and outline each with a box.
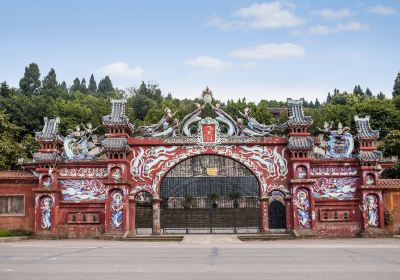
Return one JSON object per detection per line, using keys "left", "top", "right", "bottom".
{"left": 238, "top": 233, "right": 295, "bottom": 241}
{"left": 124, "top": 235, "right": 184, "bottom": 242}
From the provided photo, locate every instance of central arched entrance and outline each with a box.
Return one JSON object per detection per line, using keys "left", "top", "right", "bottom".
{"left": 160, "top": 155, "right": 260, "bottom": 234}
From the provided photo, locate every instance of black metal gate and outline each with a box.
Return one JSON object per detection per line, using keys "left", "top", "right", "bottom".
{"left": 160, "top": 155, "right": 260, "bottom": 234}
{"left": 268, "top": 200, "right": 286, "bottom": 229}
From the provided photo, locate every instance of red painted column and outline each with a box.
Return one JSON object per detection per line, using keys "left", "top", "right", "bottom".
{"left": 129, "top": 196, "right": 136, "bottom": 234}
{"left": 260, "top": 196, "right": 269, "bottom": 233}
{"left": 152, "top": 197, "right": 162, "bottom": 235}
{"left": 285, "top": 198, "right": 293, "bottom": 231}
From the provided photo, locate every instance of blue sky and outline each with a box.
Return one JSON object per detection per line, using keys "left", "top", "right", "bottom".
{"left": 1, "top": 0, "right": 399, "bottom": 102}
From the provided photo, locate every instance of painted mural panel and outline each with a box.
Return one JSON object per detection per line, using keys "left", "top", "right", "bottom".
{"left": 314, "top": 177, "right": 358, "bottom": 199}
{"left": 294, "top": 188, "right": 311, "bottom": 229}
{"left": 41, "top": 196, "right": 53, "bottom": 229}
{"left": 59, "top": 179, "right": 106, "bottom": 201}
{"left": 110, "top": 189, "right": 124, "bottom": 230}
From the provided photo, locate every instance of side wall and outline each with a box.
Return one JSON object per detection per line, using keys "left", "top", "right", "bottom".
{"left": 0, "top": 182, "right": 36, "bottom": 231}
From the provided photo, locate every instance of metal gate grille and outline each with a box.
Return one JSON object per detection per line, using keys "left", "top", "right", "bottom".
{"left": 160, "top": 155, "right": 261, "bottom": 234}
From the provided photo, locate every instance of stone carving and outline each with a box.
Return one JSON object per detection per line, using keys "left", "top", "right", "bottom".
{"left": 110, "top": 189, "right": 124, "bottom": 230}
{"left": 62, "top": 123, "right": 102, "bottom": 160}
{"left": 313, "top": 122, "right": 354, "bottom": 159}
{"left": 365, "top": 194, "right": 379, "bottom": 227}
{"left": 310, "top": 166, "right": 357, "bottom": 176}
{"left": 138, "top": 108, "right": 179, "bottom": 137}
{"left": 296, "top": 165, "right": 307, "bottom": 179}
{"left": 314, "top": 177, "right": 357, "bottom": 199}
{"left": 41, "top": 196, "right": 53, "bottom": 229}
{"left": 60, "top": 180, "right": 106, "bottom": 201}
{"left": 365, "top": 173, "right": 375, "bottom": 186}
{"left": 294, "top": 188, "right": 311, "bottom": 229}
{"left": 238, "top": 108, "right": 275, "bottom": 136}
{"left": 59, "top": 167, "right": 108, "bottom": 178}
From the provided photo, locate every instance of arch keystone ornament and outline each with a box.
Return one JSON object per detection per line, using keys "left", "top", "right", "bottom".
{"left": 7, "top": 88, "right": 397, "bottom": 238}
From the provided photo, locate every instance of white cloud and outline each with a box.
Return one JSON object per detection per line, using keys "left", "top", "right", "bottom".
{"left": 230, "top": 43, "right": 305, "bottom": 60}
{"left": 97, "top": 62, "right": 144, "bottom": 80}
{"left": 236, "top": 1, "right": 305, "bottom": 29}
{"left": 308, "top": 21, "right": 369, "bottom": 35}
{"left": 204, "top": 16, "right": 244, "bottom": 31}
{"left": 368, "top": 5, "right": 397, "bottom": 15}
{"left": 185, "top": 56, "right": 232, "bottom": 70}
{"left": 310, "top": 9, "right": 353, "bottom": 20}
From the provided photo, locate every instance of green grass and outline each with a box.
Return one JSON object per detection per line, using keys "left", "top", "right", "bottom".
{"left": 0, "top": 229, "right": 34, "bottom": 237}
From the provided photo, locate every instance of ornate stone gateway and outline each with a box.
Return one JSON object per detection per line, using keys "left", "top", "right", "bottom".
{"left": 9, "top": 87, "right": 397, "bottom": 238}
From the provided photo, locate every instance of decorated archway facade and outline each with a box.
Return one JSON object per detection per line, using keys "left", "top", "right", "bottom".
{"left": 1, "top": 88, "right": 397, "bottom": 238}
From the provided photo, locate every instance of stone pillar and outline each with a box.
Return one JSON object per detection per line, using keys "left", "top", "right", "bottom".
{"left": 260, "top": 196, "right": 269, "bottom": 233}
{"left": 128, "top": 196, "right": 136, "bottom": 234}
{"left": 152, "top": 197, "right": 162, "bottom": 235}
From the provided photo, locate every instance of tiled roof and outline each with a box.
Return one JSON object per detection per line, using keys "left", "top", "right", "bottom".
{"left": 101, "top": 137, "right": 128, "bottom": 151}
{"left": 35, "top": 117, "right": 60, "bottom": 141}
{"left": 0, "top": 170, "right": 36, "bottom": 180}
{"left": 288, "top": 136, "right": 314, "bottom": 150}
{"left": 33, "top": 152, "right": 61, "bottom": 162}
{"left": 102, "top": 99, "right": 134, "bottom": 131}
{"left": 377, "top": 179, "right": 400, "bottom": 189}
{"left": 354, "top": 115, "right": 379, "bottom": 140}
{"left": 286, "top": 99, "right": 313, "bottom": 126}
{"left": 359, "top": 150, "right": 383, "bottom": 162}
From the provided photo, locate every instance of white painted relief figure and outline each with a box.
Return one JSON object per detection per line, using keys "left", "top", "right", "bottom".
{"left": 366, "top": 194, "right": 379, "bottom": 227}
{"left": 110, "top": 190, "right": 124, "bottom": 230}
{"left": 296, "top": 166, "right": 307, "bottom": 179}
{"left": 111, "top": 168, "right": 122, "bottom": 181}
{"left": 41, "top": 196, "right": 52, "bottom": 229}
{"left": 365, "top": 174, "right": 375, "bottom": 186}
{"left": 295, "top": 189, "right": 311, "bottom": 229}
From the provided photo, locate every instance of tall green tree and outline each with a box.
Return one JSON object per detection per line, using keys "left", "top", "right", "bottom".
{"left": 42, "top": 68, "right": 58, "bottom": 91}
{"left": 353, "top": 85, "right": 364, "bottom": 96}
{"left": 19, "top": 63, "right": 41, "bottom": 95}
{"left": 393, "top": 71, "right": 400, "bottom": 98}
{"left": 70, "top": 78, "right": 81, "bottom": 92}
{"left": 59, "top": 81, "right": 68, "bottom": 92}
{"left": 98, "top": 76, "right": 114, "bottom": 94}
{"left": 365, "top": 87, "right": 373, "bottom": 97}
{"left": 377, "top": 91, "right": 385, "bottom": 100}
{"left": 88, "top": 74, "right": 97, "bottom": 93}
{"left": 80, "top": 78, "right": 87, "bottom": 93}
{"left": 0, "top": 81, "right": 10, "bottom": 97}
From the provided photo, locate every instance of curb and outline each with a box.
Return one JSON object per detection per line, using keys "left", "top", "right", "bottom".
{"left": 0, "top": 236, "right": 29, "bottom": 242}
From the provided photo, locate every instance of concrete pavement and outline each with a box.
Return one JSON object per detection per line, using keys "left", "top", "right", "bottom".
{"left": 0, "top": 237, "right": 400, "bottom": 280}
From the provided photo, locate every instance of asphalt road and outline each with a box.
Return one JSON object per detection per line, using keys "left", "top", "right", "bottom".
{"left": 1, "top": 237, "right": 400, "bottom": 280}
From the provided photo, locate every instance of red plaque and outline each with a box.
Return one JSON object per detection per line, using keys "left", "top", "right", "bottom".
{"left": 201, "top": 124, "right": 216, "bottom": 143}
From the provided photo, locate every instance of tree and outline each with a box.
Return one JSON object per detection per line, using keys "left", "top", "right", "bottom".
{"left": 59, "top": 81, "right": 68, "bottom": 92}
{"left": 88, "top": 74, "right": 97, "bottom": 93}
{"left": 19, "top": 63, "right": 41, "bottom": 95}
{"left": 365, "top": 87, "right": 373, "bottom": 97}
{"left": 0, "top": 110, "right": 25, "bottom": 169}
{"left": 353, "top": 85, "right": 364, "bottom": 96}
{"left": 70, "top": 78, "right": 81, "bottom": 92}
{"left": 315, "top": 98, "right": 321, "bottom": 108}
{"left": 377, "top": 91, "right": 385, "bottom": 100}
{"left": 42, "top": 68, "right": 58, "bottom": 91}
{"left": 98, "top": 76, "right": 114, "bottom": 94}
{"left": 393, "top": 71, "right": 400, "bottom": 98}
{"left": 80, "top": 78, "right": 87, "bottom": 93}
{"left": 0, "top": 81, "right": 10, "bottom": 97}
{"left": 327, "top": 92, "right": 332, "bottom": 103}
